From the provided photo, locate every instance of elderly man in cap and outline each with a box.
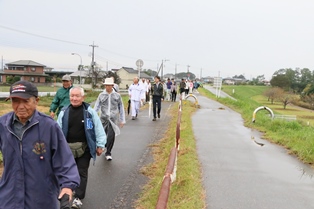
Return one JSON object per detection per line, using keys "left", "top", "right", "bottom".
{"left": 0, "top": 80, "right": 80, "bottom": 209}
{"left": 50, "top": 74, "right": 73, "bottom": 118}
{"left": 94, "top": 77, "right": 126, "bottom": 161}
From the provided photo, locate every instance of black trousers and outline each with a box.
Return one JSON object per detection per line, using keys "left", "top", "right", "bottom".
{"left": 146, "top": 91, "right": 150, "bottom": 102}
{"left": 75, "top": 149, "right": 91, "bottom": 199}
{"left": 153, "top": 96, "right": 161, "bottom": 118}
{"left": 171, "top": 91, "right": 177, "bottom": 102}
{"left": 104, "top": 122, "right": 115, "bottom": 156}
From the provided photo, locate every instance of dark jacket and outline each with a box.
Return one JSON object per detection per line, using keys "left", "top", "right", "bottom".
{"left": 58, "top": 102, "right": 106, "bottom": 161}
{"left": 151, "top": 82, "right": 164, "bottom": 97}
{"left": 49, "top": 86, "right": 73, "bottom": 116}
{"left": 180, "top": 81, "right": 186, "bottom": 89}
{"left": 0, "top": 110, "right": 80, "bottom": 209}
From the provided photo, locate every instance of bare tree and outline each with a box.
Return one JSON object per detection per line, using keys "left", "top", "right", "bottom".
{"left": 101, "top": 71, "right": 121, "bottom": 85}
{"left": 263, "top": 87, "right": 284, "bottom": 104}
{"left": 86, "top": 63, "right": 105, "bottom": 88}
{"left": 277, "top": 93, "right": 294, "bottom": 109}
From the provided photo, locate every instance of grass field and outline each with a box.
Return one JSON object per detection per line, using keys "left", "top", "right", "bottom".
{"left": 222, "top": 85, "right": 314, "bottom": 126}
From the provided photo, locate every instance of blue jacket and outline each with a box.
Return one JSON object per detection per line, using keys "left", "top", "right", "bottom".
{"left": 0, "top": 110, "right": 80, "bottom": 209}
{"left": 57, "top": 102, "right": 106, "bottom": 161}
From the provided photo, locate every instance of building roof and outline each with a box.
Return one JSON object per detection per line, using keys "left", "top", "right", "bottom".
{"left": 121, "top": 67, "right": 137, "bottom": 73}
{"left": 140, "top": 72, "right": 151, "bottom": 79}
{"left": 6, "top": 60, "right": 46, "bottom": 67}
{"left": 69, "top": 70, "right": 89, "bottom": 77}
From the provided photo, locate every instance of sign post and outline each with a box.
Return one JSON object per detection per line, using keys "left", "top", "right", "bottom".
{"left": 136, "top": 59, "right": 144, "bottom": 78}
{"left": 213, "top": 77, "right": 223, "bottom": 98}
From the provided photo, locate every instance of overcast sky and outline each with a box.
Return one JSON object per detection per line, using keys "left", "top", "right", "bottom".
{"left": 1, "top": 0, "right": 314, "bottom": 80}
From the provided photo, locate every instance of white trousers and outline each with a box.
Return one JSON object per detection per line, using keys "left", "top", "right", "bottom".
{"left": 166, "top": 89, "right": 171, "bottom": 100}
{"left": 131, "top": 100, "right": 140, "bottom": 117}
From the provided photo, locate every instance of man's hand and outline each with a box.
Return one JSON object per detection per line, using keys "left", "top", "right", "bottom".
{"left": 120, "top": 122, "right": 124, "bottom": 128}
{"left": 96, "top": 147, "right": 103, "bottom": 156}
{"left": 50, "top": 111, "right": 55, "bottom": 118}
{"left": 58, "top": 188, "right": 73, "bottom": 201}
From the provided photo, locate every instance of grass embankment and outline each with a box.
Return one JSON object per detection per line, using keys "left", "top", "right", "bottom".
{"left": 199, "top": 85, "right": 314, "bottom": 164}
{"left": 136, "top": 101, "right": 206, "bottom": 209}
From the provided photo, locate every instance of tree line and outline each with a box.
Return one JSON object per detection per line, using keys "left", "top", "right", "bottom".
{"left": 262, "top": 68, "right": 314, "bottom": 109}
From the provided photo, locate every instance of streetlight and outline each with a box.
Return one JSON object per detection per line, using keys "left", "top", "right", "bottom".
{"left": 71, "top": 53, "right": 82, "bottom": 85}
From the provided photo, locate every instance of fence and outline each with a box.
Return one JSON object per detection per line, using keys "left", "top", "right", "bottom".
{"left": 274, "top": 114, "right": 297, "bottom": 121}
{"left": 155, "top": 97, "right": 183, "bottom": 209}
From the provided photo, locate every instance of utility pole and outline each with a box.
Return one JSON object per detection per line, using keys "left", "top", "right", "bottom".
{"left": 89, "top": 42, "right": 98, "bottom": 86}
{"left": 161, "top": 59, "right": 169, "bottom": 81}
{"left": 175, "top": 63, "right": 177, "bottom": 80}
{"left": 187, "top": 65, "right": 190, "bottom": 80}
{"left": 161, "top": 60, "right": 163, "bottom": 80}
{"left": 156, "top": 59, "right": 169, "bottom": 80}
{"left": 200, "top": 68, "right": 202, "bottom": 80}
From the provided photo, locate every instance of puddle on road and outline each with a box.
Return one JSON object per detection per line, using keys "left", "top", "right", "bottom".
{"left": 298, "top": 166, "right": 314, "bottom": 180}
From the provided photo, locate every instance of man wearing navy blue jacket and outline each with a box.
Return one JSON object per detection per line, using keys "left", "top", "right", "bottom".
{"left": 0, "top": 80, "right": 80, "bottom": 209}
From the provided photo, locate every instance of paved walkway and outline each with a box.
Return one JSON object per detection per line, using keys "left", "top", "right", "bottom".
{"left": 192, "top": 92, "right": 314, "bottom": 209}
{"left": 83, "top": 101, "right": 173, "bottom": 209}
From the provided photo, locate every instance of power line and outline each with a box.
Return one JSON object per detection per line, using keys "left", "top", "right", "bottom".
{"left": 0, "top": 24, "right": 161, "bottom": 63}
{"left": 0, "top": 24, "right": 87, "bottom": 46}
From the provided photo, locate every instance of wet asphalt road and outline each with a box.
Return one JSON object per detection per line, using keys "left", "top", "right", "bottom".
{"left": 193, "top": 92, "right": 314, "bottom": 209}
{"left": 81, "top": 101, "right": 173, "bottom": 209}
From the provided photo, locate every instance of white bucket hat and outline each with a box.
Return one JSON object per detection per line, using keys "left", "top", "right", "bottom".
{"left": 103, "top": 77, "right": 114, "bottom": 85}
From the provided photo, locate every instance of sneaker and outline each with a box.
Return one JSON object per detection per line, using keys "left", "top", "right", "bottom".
{"left": 106, "top": 155, "right": 112, "bottom": 161}
{"left": 71, "top": 197, "right": 83, "bottom": 209}
{"left": 152, "top": 118, "right": 156, "bottom": 121}
{"left": 158, "top": 113, "right": 160, "bottom": 118}
{"left": 132, "top": 116, "right": 135, "bottom": 120}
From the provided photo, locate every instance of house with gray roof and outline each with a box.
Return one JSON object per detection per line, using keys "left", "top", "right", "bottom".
{"left": 0, "top": 60, "right": 49, "bottom": 83}
{"left": 117, "top": 67, "right": 150, "bottom": 89}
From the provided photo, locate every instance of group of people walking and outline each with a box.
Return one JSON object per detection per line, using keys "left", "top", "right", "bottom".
{"left": 0, "top": 75, "right": 125, "bottom": 209}
{"left": 0, "top": 74, "right": 195, "bottom": 209}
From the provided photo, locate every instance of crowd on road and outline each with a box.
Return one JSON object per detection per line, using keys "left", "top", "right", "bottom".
{"left": 0, "top": 74, "right": 200, "bottom": 209}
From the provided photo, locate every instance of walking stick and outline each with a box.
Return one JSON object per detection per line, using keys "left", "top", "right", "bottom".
{"left": 149, "top": 95, "right": 152, "bottom": 118}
